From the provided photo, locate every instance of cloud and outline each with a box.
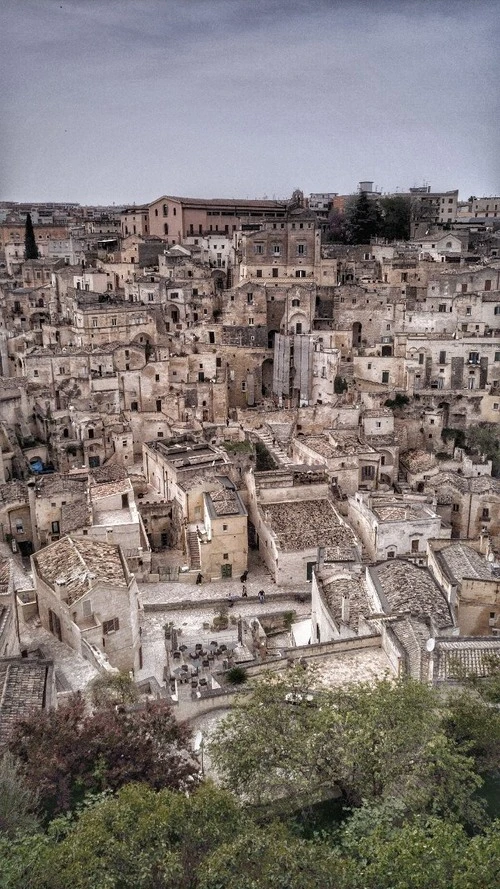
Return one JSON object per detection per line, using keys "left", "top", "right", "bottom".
{"left": 0, "top": 0, "right": 498, "bottom": 202}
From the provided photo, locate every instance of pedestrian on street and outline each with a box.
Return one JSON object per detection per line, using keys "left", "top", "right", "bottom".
{"left": 196, "top": 573, "right": 203, "bottom": 585}
{"left": 258, "top": 589, "right": 265, "bottom": 603}
{"left": 242, "top": 582, "right": 248, "bottom": 597}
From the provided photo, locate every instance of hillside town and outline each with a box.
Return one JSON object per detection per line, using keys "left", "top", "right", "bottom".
{"left": 1, "top": 183, "right": 500, "bottom": 740}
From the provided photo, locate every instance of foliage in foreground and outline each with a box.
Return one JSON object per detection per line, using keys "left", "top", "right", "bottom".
{"left": 3, "top": 673, "right": 500, "bottom": 888}
{"left": 1, "top": 783, "right": 500, "bottom": 889}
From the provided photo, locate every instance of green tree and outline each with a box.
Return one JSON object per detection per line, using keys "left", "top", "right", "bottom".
{"left": 199, "top": 822, "right": 343, "bottom": 889}
{"left": 209, "top": 674, "right": 485, "bottom": 825}
{"left": 24, "top": 213, "right": 39, "bottom": 260}
{"left": 444, "top": 686, "right": 500, "bottom": 770}
{"left": 89, "top": 670, "right": 139, "bottom": 708}
{"left": 324, "top": 208, "right": 349, "bottom": 243}
{"left": 9, "top": 693, "right": 200, "bottom": 820}
{"left": 465, "top": 422, "right": 500, "bottom": 477}
{"left": 345, "top": 191, "right": 382, "bottom": 244}
{"left": 379, "top": 194, "right": 412, "bottom": 240}
{"left": 0, "top": 752, "right": 40, "bottom": 838}
{"left": 0, "top": 783, "right": 247, "bottom": 889}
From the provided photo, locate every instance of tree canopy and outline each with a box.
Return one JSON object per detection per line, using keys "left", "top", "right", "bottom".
{"left": 209, "top": 673, "right": 491, "bottom": 828}
{"left": 9, "top": 693, "right": 200, "bottom": 820}
{"left": 325, "top": 192, "right": 412, "bottom": 243}
{"left": 1, "top": 782, "right": 500, "bottom": 889}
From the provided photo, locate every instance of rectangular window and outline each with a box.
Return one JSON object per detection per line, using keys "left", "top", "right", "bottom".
{"left": 247, "top": 293, "right": 253, "bottom": 303}
{"left": 51, "top": 521, "right": 60, "bottom": 534}
{"left": 111, "top": 318, "right": 117, "bottom": 326}
{"left": 297, "top": 244, "right": 306, "bottom": 255}
{"left": 382, "top": 371, "right": 389, "bottom": 383}
{"left": 241, "top": 381, "right": 247, "bottom": 391}
{"left": 103, "top": 618, "right": 119, "bottom": 635}
{"left": 254, "top": 243, "right": 264, "bottom": 254}
{"left": 439, "top": 304, "right": 446, "bottom": 313}
{"left": 256, "top": 269, "right": 262, "bottom": 277}
{"left": 439, "top": 351, "right": 446, "bottom": 364}
{"left": 361, "top": 465, "right": 375, "bottom": 480}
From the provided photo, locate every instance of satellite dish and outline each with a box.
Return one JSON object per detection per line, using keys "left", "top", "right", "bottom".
{"left": 426, "top": 638, "right": 435, "bottom": 653}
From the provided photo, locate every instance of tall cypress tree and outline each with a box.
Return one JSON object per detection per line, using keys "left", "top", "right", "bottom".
{"left": 346, "top": 192, "right": 382, "bottom": 244}
{"left": 24, "top": 213, "right": 39, "bottom": 259}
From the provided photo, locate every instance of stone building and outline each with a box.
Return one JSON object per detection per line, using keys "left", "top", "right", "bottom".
{"left": 246, "top": 467, "right": 358, "bottom": 585}
{"left": 32, "top": 535, "right": 141, "bottom": 673}
{"left": 348, "top": 492, "right": 450, "bottom": 562}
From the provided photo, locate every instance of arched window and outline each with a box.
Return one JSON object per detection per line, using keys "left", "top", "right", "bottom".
{"left": 291, "top": 298, "right": 300, "bottom": 307}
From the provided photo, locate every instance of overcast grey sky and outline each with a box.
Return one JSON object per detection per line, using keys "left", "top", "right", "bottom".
{"left": 1, "top": 0, "right": 498, "bottom": 204}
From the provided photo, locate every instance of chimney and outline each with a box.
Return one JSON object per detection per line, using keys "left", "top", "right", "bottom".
{"left": 341, "top": 591, "right": 350, "bottom": 624}
{"left": 479, "top": 529, "right": 490, "bottom": 558}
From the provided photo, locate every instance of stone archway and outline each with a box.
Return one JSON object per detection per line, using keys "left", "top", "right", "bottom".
{"left": 352, "top": 321, "right": 362, "bottom": 346}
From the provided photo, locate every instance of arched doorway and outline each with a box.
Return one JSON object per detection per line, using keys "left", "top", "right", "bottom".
{"left": 352, "top": 321, "right": 362, "bottom": 346}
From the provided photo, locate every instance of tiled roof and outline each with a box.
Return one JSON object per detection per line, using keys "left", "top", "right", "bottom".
{"left": 60, "top": 501, "right": 91, "bottom": 534}
{"left": 207, "top": 488, "right": 242, "bottom": 516}
{"left": 401, "top": 449, "right": 437, "bottom": 473}
{"left": 90, "top": 477, "right": 132, "bottom": 499}
{"left": 323, "top": 573, "right": 368, "bottom": 628}
{"left": 263, "top": 499, "right": 356, "bottom": 553}
{"left": 0, "top": 557, "right": 12, "bottom": 595}
{"left": 371, "top": 559, "right": 453, "bottom": 629}
{"left": 34, "top": 536, "right": 128, "bottom": 605}
{"left": 434, "top": 638, "right": 500, "bottom": 681}
{"left": 0, "top": 481, "right": 28, "bottom": 506}
{"left": 437, "top": 544, "right": 494, "bottom": 583}
{"left": 0, "top": 658, "right": 53, "bottom": 749}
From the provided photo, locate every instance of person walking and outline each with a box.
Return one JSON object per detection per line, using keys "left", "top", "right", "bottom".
{"left": 242, "top": 582, "right": 248, "bottom": 598}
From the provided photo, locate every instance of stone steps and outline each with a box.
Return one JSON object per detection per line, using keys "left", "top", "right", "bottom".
{"left": 186, "top": 531, "right": 201, "bottom": 570}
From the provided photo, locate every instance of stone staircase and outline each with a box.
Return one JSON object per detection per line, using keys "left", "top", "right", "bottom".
{"left": 257, "top": 427, "right": 294, "bottom": 467}
{"left": 186, "top": 530, "right": 201, "bottom": 570}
